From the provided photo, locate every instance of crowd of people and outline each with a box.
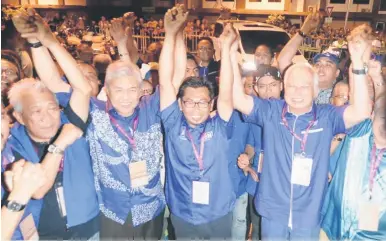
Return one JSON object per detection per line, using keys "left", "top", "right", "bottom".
{"left": 0, "top": 3, "right": 386, "bottom": 241}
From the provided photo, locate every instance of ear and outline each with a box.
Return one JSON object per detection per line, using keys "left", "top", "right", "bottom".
{"left": 13, "top": 111, "right": 25, "bottom": 126}
{"left": 335, "top": 68, "right": 340, "bottom": 78}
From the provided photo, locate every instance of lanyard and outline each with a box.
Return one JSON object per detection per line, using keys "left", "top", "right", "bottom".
{"left": 369, "top": 143, "right": 386, "bottom": 200}
{"left": 281, "top": 104, "right": 316, "bottom": 153}
{"left": 106, "top": 104, "right": 139, "bottom": 149}
{"left": 185, "top": 126, "right": 206, "bottom": 171}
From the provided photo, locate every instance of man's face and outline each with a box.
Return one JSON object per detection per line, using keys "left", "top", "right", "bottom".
{"left": 15, "top": 90, "right": 61, "bottom": 143}
{"left": 1, "top": 106, "right": 10, "bottom": 150}
{"left": 79, "top": 64, "right": 100, "bottom": 97}
{"left": 330, "top": 82, "right": 349, "bottom": 106}
{"left": 141, "top": 81, "right": 153, "bottom": 96}
{"left": 314, "top": 57, "right": 339, "bottom": 90}
{"left": 197, "top": 40, "right": 214, "bottom": 63}
{"left": 106, "top": 76, "right": 141, "bottom": 117}
{"left": 178, "top": 87, "right": 213, "bottom": 127}
{"left": 1, "top": 60, "right": 19, "bottom": 95}
{"left": 254, "top": 46, "right": 273, "bottom": 66}
{"left": 244, "top": 76, "right": 257, "bottom": 96}
{"left": 185, "top": 59, "right": 199, "bottom": 78}
{"left": 284, "top": 67, "right": 315, "bottom": 114}
{"left": 254, "top": 76, "right": 282, "bottom": 99}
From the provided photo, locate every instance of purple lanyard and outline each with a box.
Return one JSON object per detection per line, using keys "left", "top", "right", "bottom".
{"left": 185, "top": 128, "right": 206, "bottom": 171}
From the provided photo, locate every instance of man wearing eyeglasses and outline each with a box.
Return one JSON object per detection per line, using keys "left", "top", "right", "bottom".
{"left": 197, "top": 37, "right": 220, "bottom": 96}
{"left": 159, "top": 11, "right": 239, "bottom": 238}
{"left": 253, "top": 65, "right": 283, "bottom": 100}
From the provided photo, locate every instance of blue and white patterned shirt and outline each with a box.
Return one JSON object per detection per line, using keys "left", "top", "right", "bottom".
{"left": 56, "top": 89, "right": 166, "bottom": 227}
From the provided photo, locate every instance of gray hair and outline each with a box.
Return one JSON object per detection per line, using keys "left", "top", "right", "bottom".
{"left": 105, "top": 60, "right": 142, "bottom": 86}
{"left": 284, "top": 63, "right": 320, "bottom": 95}
{"left": 8, "top": 78, "right": 57, "bottom": 113}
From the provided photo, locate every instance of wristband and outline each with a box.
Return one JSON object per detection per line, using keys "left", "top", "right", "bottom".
{"left": 298, "top": 30, "right": 307, "bottom": 38}
{"left": 27, "top": 41, "right": 43, "bottom": 48}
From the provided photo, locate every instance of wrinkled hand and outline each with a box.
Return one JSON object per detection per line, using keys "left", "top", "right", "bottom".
{"left": 4, "top": 160, "right": 46, "bottom": 202}
{"left": 109, "top": 18, "right": 128, "bottom": 44}
{"left": 123, "top": 12, "right": 136, "bottom": 28}
{"left": 12, "top": 8, "right": 57, "bottom": 47}
{"left": 55, "top": 123, "right": 83, "bottom": 149}
{"left": 348, "top": 36, "right": 371, "bottom": 64}
{"left": 221, "top": 23, "right": 237, "bottom": 50}
{"left": 164, "top": 4, "right": 189, "bottom": 35}
{"left": 301, "top": 12, "right": 322, "bottom": 35}
{"left": 237, "top": 153, "right": 249, "bottom": 170}
{"left": 368, "top": 59, "right": 382, "bottom": 79}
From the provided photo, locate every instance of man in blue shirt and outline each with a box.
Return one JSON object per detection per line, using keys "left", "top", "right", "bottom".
{"left": 18, "top": 12, "right": 166, "bottom": 240}
{"left": 231, "top": 36, "right": 373, "bottom": 240}
{"left": 4, "top": 10, "right": 99, "bottom": 240}
{"left": 159, "top": 8, "right": 238, "bottom": 239}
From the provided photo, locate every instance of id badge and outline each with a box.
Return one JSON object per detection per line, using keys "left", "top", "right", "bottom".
{"left": 291, "top": 154, "right": 313, "bottom": 187}
{"left": 192, "top": 181, "right": 210, "bottom": 205}
{"left": 358, "top": 201, "right": 380, "bottom": 231}
{"left": 20, "top": 214, "right": 39, "bottom": 240}
{"left": 129, "top": 160, "right": 149, "bottom": 188}
{"left": 55, "top": 182, "right": 67, "bottom": 218}
{"left": 258, "top": 151, "right": 264, "bottom": 173}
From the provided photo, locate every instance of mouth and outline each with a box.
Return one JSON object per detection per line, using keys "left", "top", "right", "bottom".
{"left": 191, "top": 115, "right": 201, "bottom": 122}
{"left": 291, "top": 98, "right": 304, "bottom": 103}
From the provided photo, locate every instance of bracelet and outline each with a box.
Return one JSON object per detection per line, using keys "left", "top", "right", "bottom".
{"left": 27, "top": 42, "right": 43, "bottom": 48}
{"left": 298, "top": 30, "right": 307, "bottom": 38}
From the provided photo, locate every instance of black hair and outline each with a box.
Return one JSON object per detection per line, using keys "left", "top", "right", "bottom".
{"left": 256, "top": 44, "right": 274, "bottom": 58}
{"left": 214, "top": 23, "right": 224, "bottom": 37}
{"left": 1, "top": 50, "right": 23, "bottom": 80}
{"left": 187, "top": 53, "right": 198, "bottom": 66}
{"left": 198, "top": 37, "right": 214, "bottom": 48}
{"left": 177, "top": 77, "right": 215, "bottom": 100}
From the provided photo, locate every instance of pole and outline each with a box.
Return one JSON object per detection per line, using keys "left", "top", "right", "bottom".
{"left": 344, "top": 0, "right": 351, "bottom": 31}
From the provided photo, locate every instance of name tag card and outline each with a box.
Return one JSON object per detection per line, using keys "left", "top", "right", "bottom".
{"left": 20, "top": 214, "right": 39, "bottom": 240}
{"left": 192, "top": 181, "right": 210, "bottom": 205}
{"left": 129, "top": 161, "right": 149, "bottom": 188}
{"left": 258, "top": 152, "right": 264, "bottom": 173}
{"left": 358, "top": 201, "right": 380, "bottom": 232}
{"left": 55, "top": 184, "right": 67, "bottom": 217}
{"left": 291, "top": 155, "right": 313, "bottom": 187}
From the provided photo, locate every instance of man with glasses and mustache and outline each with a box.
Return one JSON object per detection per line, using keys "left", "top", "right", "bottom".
{"left": 197, "top": 37, "right": 220, "bottom": 96}
{"left": 159, "top": 6, "right": 240, "bottom": 238}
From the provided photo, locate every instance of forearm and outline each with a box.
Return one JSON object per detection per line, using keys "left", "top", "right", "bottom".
{"left": 31, "top": 45, "right": 70, "bottom": 93}
{"left": 245, "top": 144, "right": 255, "bottom": 162}
{"left": 372, "top": 75, "right": 386, "bottom": 100}
{"left": 117, "top": 40, "right": 132, "bottom": 63}
{"left": 277, "top": 33, "right": 303, "bottom": 73}
{"left": 159, "top": 34, "right": 176, "bottom": 90}
{"left": 172, "top": 31, "right": 187, "bottom": 92}
{"left": 48, "top": 42, "right": 91, "bottom": 96}
{"left": 217, "top": 47, "right": 234, "bottom": 120}
{"left": 126, "top": 30, "right": 139, "bottom": 64}
{"left": 1, "top": 207, "right": 25, "bottom": 240}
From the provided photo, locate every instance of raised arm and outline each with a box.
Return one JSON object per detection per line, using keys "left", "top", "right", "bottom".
{"left": 110, "top": 18, "right": 132, "bottom": 63}
{"left": 231, "top": 39, "right": 254, "bottom": 115}
{"left": 172, "top": 29, "right": 188, "bottom": 92}
{"left": 14, "top": 9, "right": 92, "bottom": 121}
{"left": 123, "top": 12, "right": 139, "bottom": 64}
{"left": 217, "top": 24, "right": 236, "bottom": 121}
{"left": 368, "top": 60, "right": 386, "bottom": 101}
{"left": 159, "top": 5, "right": 188, "bottom": 111}
{"left": 277, "top": 13, "right": 321, "bottom": 73}
{"left": 343, "top": 38, "right": 372, "bottom": 128}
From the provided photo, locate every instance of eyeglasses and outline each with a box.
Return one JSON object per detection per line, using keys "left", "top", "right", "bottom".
{"left": 142, "top": 88, "right": 153, "bottom": 95}
{"left": 254, "top": 53, "right": 271, "bottom": 59}
{"left": 1, "top": 69, "right": 17, "bottom": 76}
{"left": 182, "top": 100, "right": 211, "bottom": 109}
{"left": 198, "top": 47, "right": 213, "bottom": 52}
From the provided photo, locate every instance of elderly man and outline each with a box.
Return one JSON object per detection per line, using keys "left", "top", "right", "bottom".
{"left": 3, "top": 9, "right": 99, "bottom": 240}
{"left": 16, "top": 10, "right": 166, "bottom": 240}
{"left": 278, "top": 13, "right": 341, "bottom": 104}
{"left": 231, "top": 30, "right": 372, "bottom": 240}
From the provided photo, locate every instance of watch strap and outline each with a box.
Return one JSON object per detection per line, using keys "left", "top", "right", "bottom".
{"left": 351, "top": 68, "right": 367, "bottom": 75}
{"left": 27, "top": 42, "right": 43, "bottom": 48}
{"left": 5, "top": 200, "right": 26, "bottom": 212}
{"left": 48, "top": 144, "right": 64, "bottom": 155}
{"left": 298, "top": 30, "right": 307, "bottom": 38}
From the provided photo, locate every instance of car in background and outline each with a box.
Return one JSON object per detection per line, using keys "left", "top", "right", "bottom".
{"left": 215, "top": 20, "right": 306, "bottom": 70}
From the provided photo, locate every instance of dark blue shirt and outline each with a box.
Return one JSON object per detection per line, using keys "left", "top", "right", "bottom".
{"left": 161, "top": 101, "right": 237, "bottom": 225}
{"left": 2, "top": 112, "right": 99, "bottom": 240}
{"left": 244, "top": 96, "right": 346, "bottom": 229}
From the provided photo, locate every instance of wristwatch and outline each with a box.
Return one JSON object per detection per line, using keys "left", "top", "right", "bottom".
{"left": 4, "top": 200, "right": 26, "bottom": 212}
{"left": 27, "top": 41, "right": 43, "bottom": 48}
{"left": 351, "top": 68, "right": 368, "bottom": 75}
{"left": 47, "top": 144, "right": 64, "bottom": 155}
